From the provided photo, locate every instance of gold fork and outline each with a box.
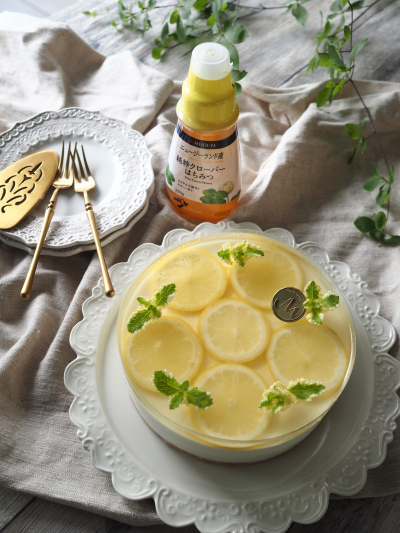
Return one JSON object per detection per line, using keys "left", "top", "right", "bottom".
{"left": 71, "top": 145, "right": 115, "bottom": 298}
{"left": 21, "top": 142, "right": 73, "bottom": 300}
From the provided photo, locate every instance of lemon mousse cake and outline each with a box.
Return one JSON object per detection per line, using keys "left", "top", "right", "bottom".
{"left": 117, "top": 233, "right": 355, "bottom": 463}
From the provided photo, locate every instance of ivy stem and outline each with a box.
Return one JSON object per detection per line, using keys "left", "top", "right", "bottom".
{"left": 349, "top": 78, "right": 391, "bottom": 220}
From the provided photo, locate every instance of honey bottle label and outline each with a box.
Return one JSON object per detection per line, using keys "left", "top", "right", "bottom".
{"left": 166, "top": 121, "right": 241, "bottom": 221}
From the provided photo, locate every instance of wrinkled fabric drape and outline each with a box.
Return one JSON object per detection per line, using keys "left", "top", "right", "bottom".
{"left": 0, "top": 12, "right": 399, "bottom": 527}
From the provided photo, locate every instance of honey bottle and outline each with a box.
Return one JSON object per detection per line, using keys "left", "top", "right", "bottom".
{"left": 166, "top": 42, "right": 242, "bottom": 221}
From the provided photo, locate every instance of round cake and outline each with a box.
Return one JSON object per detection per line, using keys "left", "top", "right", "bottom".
{"left": 117, "top": 232, "right": 355, "bottom": 463}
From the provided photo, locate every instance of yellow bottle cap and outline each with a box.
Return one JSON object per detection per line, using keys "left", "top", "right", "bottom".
{"left": 177, "top": 43, "right": 239, "bottom": 133}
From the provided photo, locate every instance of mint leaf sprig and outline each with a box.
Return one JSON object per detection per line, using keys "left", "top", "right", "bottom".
{"left": 303, "top": 281, "right": 339, "bottom": 326}
{"left": 127, "top": 283, "right": 176, "bottom": 334}
{"left": 258, "top": 379, "right": 325, "bottom": 414}
{"left": 218, "top": 239, "right": 264, "bottom": 267}
{"left": 152, "top": 370, "right": 213, "bottom": 410}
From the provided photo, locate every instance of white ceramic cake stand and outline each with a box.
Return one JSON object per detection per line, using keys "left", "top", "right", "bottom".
{"left": 65, "top": 222, "right": 400, "bottom": 533}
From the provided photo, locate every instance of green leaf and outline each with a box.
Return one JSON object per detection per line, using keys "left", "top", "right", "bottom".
{"left": 224, "top": 24, "right": 249, "bottom": 44}
{"left": 381, "top": 234, "right": 400, "bottom": 246}
{"left": 343, "top": 24, "right": 351, "bottom": 43}
{"left": 320, "top": 293, "right": 340, "bottom": 309}
{"left": 258, "top": 392, "right": 285, "bottom": 414}
{"left": 354, "top": 216, "right": 376, "bottom": 233}
{"left": 176, "top": 16, "right": 187, "bottom": 42}
{"left": 327, "top": 43, "right": 347, "bottom": 69}
{"left": 389, "top": 165, "right": 395, "bottom": 184}
{"left": 333, "top": 77, "right": 346, "bottom": 95}
{"left": 376, "top": 184, "right": 389, "bottom": 206}
{"left": 382, "top": 188, "right": 391, "bottom": 203}
{"left": 152, "top": 47, "right": 162, "bottom": 60}
{"left": 218, "top": 248, "right": 233, "bottom": 264}
{"left": 342, "top": 0, "right": 348, "bottom": 5}
{"left": 231, "top": 189, "right": 241, "bottom": 201}
{"left": 161, "top": 22, "right": 169, "bottom": 41}
{"left": 180, "top": 0, "right": 192, "bottom": 19}
{"left": 220, "top": 2, "right": 228, "bottom": 11}
{"left": 186, "top": 387, "right": 213, "bottom": 409}
{"left": 169, "top": 392, "right": 185, "bottom": 409}
{"left": 223, "top": 13, "right": 237, "bottom": 31}
{"left": 345, "top": 123, "right": 359, "bottom": 140}
{"left": 304, "top": 281, "right": 339, "bottom": 325}
{"left": 360, "top": 137, "right": 367, "bottom": 155}
{"left": 231, "top": 69, "right": 247, "bottom": 82}
{"left": 309, "top": 307, "right": 323, "bottom": 325}
{"left": 154, "top": 283, "right": 176, "bottom": 307}
{"left": 217, "top": 240, "right": 263, "bottom": 267}
{"left": 207, "top": 14, "right": 215, "bottom": 26}
{"left": 305, "top": 56, "right": 316, "bottom": 75}
{"left": 288, "top": 381, "right": 325, "bottom": 400}
{"left": 170, "top": 9, "right": 179, "bottom": 23}
{"left": 137, "top": 296, "right": 151, "bottom": 307}
{"left": 127, "top": 308, "right": 153, "bottom": 333}
{"left": 318, "top": 53, "right": 332, "bottom": 68}
{"left": 193, "top": 0, "right": 207, "bottom": 9}
{"left": 305, "top": 280, "right": 320, "bottom": 300}
{"left": 153, "top": 370, "right": 182, "bottom": 396}
{"left": 127, "top": 283, "right": 176, "bottom": 333}
{"left": 348, "top": 144, "right": 359, "bottom": 164}
{"left": 166, "top": 163, "right": 175, "bottom": 186}
{"left": 363, "top": 168, "right": 383, "bottom": 191}
{"left": 369, "top": 229, "right": 383, "bottom": 243}
{"left": 375, "top": 211, "right": 387, "bottom": 232}
{"left": 316, "top": 87, "right": 331, "bottom": 107}
{"left": 330, "top": 0, "right": 343, "bottom": 11}
{"left": 350, "top": 38, "right": 368, "bottom": 63}
{"left": 222, "top": 39, "right": 239, "bottom": 69}
{"left": 234, "top": 82, "right": 242, "bottom": 97}
{"left": 358, "top": 117, "right": 366, "bottom": 133}
{"left": 292, "top": 3, "right": 308, "bottom": 25}
{"left": 153, "top": 370, "right": 213, "bottom": 410}
{"left": 83, "top": 10, "right": 92, "bottom": 15}
{"left": 348, "top": 0, "right": 365, "bottom": 10}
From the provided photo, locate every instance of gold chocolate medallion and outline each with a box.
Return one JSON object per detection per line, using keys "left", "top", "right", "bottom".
{"left": 272, "top": 287, "right": 306, "bottom": 322}
{"left": 0, "top": 151, "right": 58, "bottom": 229}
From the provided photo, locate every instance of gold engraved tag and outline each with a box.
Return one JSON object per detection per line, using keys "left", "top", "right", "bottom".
{"left": 0, "top": 151, "right": 58, "bottom": 229}
{"left": 272, "top": 287, "right": 306, "bottom": 323}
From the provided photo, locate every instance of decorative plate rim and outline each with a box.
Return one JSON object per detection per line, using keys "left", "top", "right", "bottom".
{"left": 66, "top": 221, "right": 400, "bottom": 533}
{"left": 0, "top": 107, "right": 154, "bottom": 248}
{"left": 0, "top": 185, "right": 153, "bottom": 257}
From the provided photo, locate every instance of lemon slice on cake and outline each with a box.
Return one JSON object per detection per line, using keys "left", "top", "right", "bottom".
{"left": 230, "top": 247, "right": 302, "bottom": 309}
{"left": 123, "top": 317, "right": 203, "bottom": 391}
{"left": 198, "top": 298, "right": 269, "bottom": 362}
{"left": 152, "top": 250, "right": 228, "bottom": 311}
{"left": 267, "top": 322, "right": 348, "bottom": 393}
{"left": 190, "top": 364, "right": 271, "bottom": 440}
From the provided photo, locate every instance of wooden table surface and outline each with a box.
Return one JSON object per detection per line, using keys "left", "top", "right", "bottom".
{"left": 1, "top": 0, "right": 400, "bottom": 531}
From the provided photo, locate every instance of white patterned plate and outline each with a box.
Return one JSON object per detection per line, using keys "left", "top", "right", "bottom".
{"left": 0, "top": 187, "right": 152, "bottom": 257}
{"left": 66, "top": 222, "right": 400, "bottom": 533}
{"left": 0, "top": 108, "right": 153, "bottom": 251}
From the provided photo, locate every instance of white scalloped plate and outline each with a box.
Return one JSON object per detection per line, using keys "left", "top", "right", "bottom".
{"left": 0, "top": 187, "right": 152, "bottom": 257}
{"left": 0, "top": 108, "right": 154, "bottom": 250}
{"left": 66, "top": 222, "right": 400, "bottom": 533}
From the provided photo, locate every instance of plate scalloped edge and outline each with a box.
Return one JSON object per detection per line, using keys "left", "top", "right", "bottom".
{"left": 66, "top": 221, "right": 400, "bottom": 533}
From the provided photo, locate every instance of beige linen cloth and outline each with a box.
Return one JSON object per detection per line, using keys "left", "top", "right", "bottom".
{"left": 0, "top": 11, "right": 399, "bottom": 528}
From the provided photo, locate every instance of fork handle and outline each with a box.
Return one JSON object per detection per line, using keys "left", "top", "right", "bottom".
{"left": 20, "top": 188, "right": 59, "bottom": 300}
{"left": 83, "top": 192, "right": 115, "bottom": 298}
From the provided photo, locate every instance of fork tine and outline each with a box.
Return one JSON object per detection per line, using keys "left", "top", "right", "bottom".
{"left": 70, "top": 142, "right": 78, "bottom": 181}
{"left": 80, "top": 146, "right": 92, "bottom": 178}
{"left": 74, "top": 145, "right": 87, "bottom": 181}
{"left": 58, "top": 141, "right": 64, "bottom": 173}
{"left": 62, "top": 142, "right": 72, "bottom": 180}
